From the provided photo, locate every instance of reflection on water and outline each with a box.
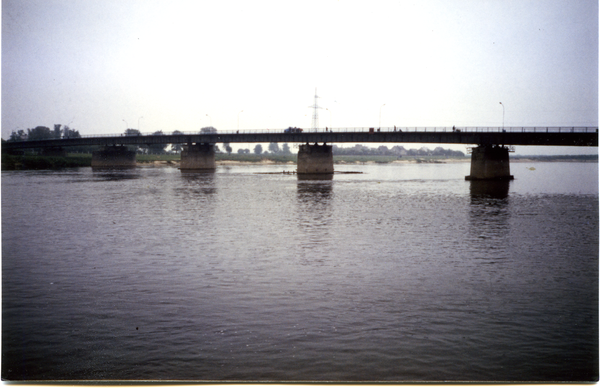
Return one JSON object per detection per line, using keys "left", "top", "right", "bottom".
{"left": 297, "top": 173, "right": 333, "bottom": 181}
{"left": 296, "top": 179, "right": 334, "bottom": 220}
{"left": 177, "top": 171, "right": 217, "bottom": 197}
{"left": 92, "top": 168, "right": 141, "bottom": 181}
{"left": 179, "top": 171, "right": 216, "bottom": 184}
{"left": 1, "top": 163, "right": 597, "bottom": 382}
{"left": 469, "top": 181, "right": 511, "bottom": 245}
{"left": 296, "top": 180, "right": 334, "bottom": 261}
{"left": 297, "top": 181, "right": 333, "bottom": 200}
{"left": 469, "top": 180, "right": 510, "bottom": 199}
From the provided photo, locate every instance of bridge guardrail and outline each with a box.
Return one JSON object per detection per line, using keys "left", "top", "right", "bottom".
{"left": 16, "top": 126, "right": 597, "bottom": 141}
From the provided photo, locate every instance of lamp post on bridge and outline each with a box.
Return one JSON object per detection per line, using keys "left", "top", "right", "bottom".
{"left": 238, "top": 110, "right": 243, "bottom": 131}
{"left": 379, "top": 103, "right": 386, "bottom": 129}
{"left": 138, "top": 116, "right": 143, "bottom": 132}
{"left": 326, "top": 108, "right": 332, "bottom": 129}
{"left": 206, "top": 114, "right": 212, "bottom": 127}
{"left": 123, "top": 119, "right": 128, "bottom": 131}
{"left": 499, "top": 102, "right": 505, "bottom": 130}
{"left": 64, "top": 119, "right": 74, "bottom": 138}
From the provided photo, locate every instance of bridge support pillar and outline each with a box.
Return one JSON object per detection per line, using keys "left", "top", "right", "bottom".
{"left": 297, "top": 143, "right": 333, "bottom": 174}
{"left": 180, "top": 143, "right": 216, "bottom": 170}
{"left": 465, "top": 145, "right": 514, "bottom": 180}
{"left": 92, "top": 146, "right": 136, "bottom": 168}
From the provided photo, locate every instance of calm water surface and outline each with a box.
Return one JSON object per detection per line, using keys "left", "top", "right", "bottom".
{"left": 2, "top": 161, "right": 598, "bottom": 381}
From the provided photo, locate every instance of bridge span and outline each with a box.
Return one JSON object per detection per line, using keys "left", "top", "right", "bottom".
{"left": 3, "top": 126, "right": 597, "bottom": 180}
{"left": 2, "top": 126, "right": 597, "bottom": 150}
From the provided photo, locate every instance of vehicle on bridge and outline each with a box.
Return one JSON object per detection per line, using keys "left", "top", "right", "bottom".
{"left": 201, "top": 127, "right": 217, "bottom": 134}
{"left": 284, "top": 127, "right": 303, "bottom": 133}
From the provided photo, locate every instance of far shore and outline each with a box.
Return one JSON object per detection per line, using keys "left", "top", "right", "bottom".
{"left": 136, "top": 155, "right": 598, "bottom": 168}
{"left": 2, "top": 153, "right": 597, "bottom": 171}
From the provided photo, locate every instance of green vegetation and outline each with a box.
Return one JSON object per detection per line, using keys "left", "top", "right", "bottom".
{"left": 8, "top": 125, "right": 81, "bottom": 142}
{"left": 2, "top": 153, "right": 92, "bottom": 170}
{"left": 136, "top": 154, "right": 181, "bottom": 163}
{"left": 2, "top": 150, "right": 595, "bottom": 171}
{"left": 216, "top": 153, "right": 296, "bottom": 163}
{"left": 512, "top": 154, "right": 598, "bottom": 162}
{"left": 333, "top": 144, "right": 466, "bottom": 158}
{"left": 335, "top": 155, "right": 399, "bottom": 163}
{"left": 334, "top": 155, "right": 402, "bottom": 163}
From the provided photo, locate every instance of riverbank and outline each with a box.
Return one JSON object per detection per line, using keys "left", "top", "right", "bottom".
{"left": 1, "top": 153, "right": 92, "bottom": 170}
{"left": 512, "top": 154, "right": 598, "bottom": 162}
{"left": 2, "top": 153, "right": 596, "bottom": 170}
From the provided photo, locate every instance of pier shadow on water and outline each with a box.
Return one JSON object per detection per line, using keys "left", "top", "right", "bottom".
{"left": 296, "top": 173, "right": 333, "bottom": 181}
{"left": 296, "top": 179, "right": 334, "bottom": 266}
{"left": 296, "top": 181, "right": 333, "bottom": 202}
{"left": 296, "top": 173, "right": 334, "bottom": 207}
{"left": 178, "top": 171, "right": 217, "bottom": 197}
{"left": 91, "top": 168, "right": 141, "bottom": 181}
{"left": 179, "top": 170, "right": 215, "bottom": 181}
{"left": 468, "top": 180, "right": 511, "bottom": 245}
{"left": 469, "top": 180, "right": 510, "bottom": 200}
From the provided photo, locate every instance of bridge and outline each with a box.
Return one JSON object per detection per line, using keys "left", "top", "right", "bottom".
{"left": 3, "top": 126, "right": 597, "bottom": 180}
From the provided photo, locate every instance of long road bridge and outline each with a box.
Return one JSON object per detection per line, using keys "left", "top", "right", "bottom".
{"left": 3, "top": 126, "right": 597, "bottom": 180}
{"left": 3, "top": 126, "right": 597, "bottom": 149}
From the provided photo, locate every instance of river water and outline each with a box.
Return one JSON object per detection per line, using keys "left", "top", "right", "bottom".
{"left": 2, "top": 161, "right": 598, "bottom": 382}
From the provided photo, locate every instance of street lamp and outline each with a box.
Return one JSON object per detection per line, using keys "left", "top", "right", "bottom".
{"left": 379, "top": 104, "right": 386, "bottom": 129}
{"left": 66, "top": 119, "right": 74, "bottom": 138}
{"left": 206, "top": 114, "right": 212, "bottom": 127}
{"left": 499, "top": 102, "right": 505, "bottom": 130}
{"left": 326, "top": 108, "right": 332, "bottom": 129}
{"left": 138, "top": 116, "right": 143, "bottom": 132}
{"left": 123, "top": 119, "right": 128, "bottom": 130}
{"left": 238, "top": 110, "right": 243, "bottom": 131}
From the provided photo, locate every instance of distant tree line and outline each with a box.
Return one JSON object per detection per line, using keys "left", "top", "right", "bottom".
{"left": 235, "top": 143, "right": 292, "bottom": 155}
{"left": 6, "top": 125, "right": 96, "bottom": 153}
{"left": 6, "top": 126, "right": 464, "bottom": 158}
{"left": 332, "top": 144, "right": 465, "bottom": 157}
{"left": 8, "top": 124, "right": 81, "bottom": 142}
{"left": 267, "top": 142, "right": 292, "bottom": 155}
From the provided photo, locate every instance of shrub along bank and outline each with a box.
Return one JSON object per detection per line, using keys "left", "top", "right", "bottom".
{"left": 19, "top": 152, "right": 597, "bottom": 171}
{"left": 2, "top": 153, "right": 92, "bottom": 170}
{"left": 1, "top": 152, "right": 471, "bottom": 170}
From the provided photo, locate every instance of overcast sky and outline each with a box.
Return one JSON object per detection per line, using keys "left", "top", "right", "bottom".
{"left": 2, "top": 0, "right": 598, "bottom": 154}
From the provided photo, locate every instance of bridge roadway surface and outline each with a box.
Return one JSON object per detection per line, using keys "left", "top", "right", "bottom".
{"left": 3, "top": 126, "right": 598, "bottom": 149}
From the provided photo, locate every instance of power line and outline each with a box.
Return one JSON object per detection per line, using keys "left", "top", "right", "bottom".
{"left": 308, "top": 87, "right": 323, "bottom": 131}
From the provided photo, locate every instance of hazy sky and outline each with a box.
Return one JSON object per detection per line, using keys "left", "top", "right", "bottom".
{"left": 2, "top": 0, "right": 598, "bottom": 154}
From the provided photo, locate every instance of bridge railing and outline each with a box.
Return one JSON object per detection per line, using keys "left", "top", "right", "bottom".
{"left": 13, "top": 126, "right": 599, "bottom": 141}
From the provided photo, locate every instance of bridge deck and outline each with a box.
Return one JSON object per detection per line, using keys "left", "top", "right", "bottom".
{"left": 3, "top": 126, "right": 597, "bottom": 149}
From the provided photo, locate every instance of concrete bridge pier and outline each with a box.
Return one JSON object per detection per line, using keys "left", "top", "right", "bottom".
{"left": 180, "top": 143, "right": 216, "bottom": 170}
{"left": 297, "top": 143, "right": 334, "bottom": 174}
{"left": 465, "top": 145, "right": 514, "bottom": 180}
{"left": 91, "top": 146, "right": 136, "bottom": 168}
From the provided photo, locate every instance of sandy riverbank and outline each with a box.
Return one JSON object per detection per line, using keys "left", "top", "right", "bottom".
{"left": 136, "top": 157, "right": 595, "bottom": 167}
{"left": 137, "top": 159, "right": 296, "bottom": 167}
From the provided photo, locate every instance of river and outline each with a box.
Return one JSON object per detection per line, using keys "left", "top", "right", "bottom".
{"left": 2, "top": 161, "right": 598, "bottom": 382}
